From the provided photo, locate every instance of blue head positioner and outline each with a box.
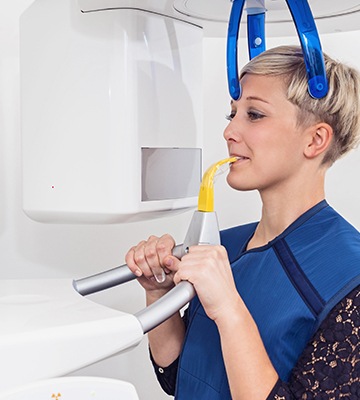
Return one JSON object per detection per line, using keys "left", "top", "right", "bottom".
{"left": 227, "top": 0, "right": 329, "bottom": 100}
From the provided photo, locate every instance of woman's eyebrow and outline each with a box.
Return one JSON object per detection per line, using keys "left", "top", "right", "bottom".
{"left": 229, "top": 97, "right": 270, "bottom": 105}
{"left": 245, "top": 96, "right": 270, "bottom": 104}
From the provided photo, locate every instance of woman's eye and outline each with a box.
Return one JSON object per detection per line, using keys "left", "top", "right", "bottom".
{"left": 225, "top": 111, "right": 236, "bottom": 121}
{"left": 226, "top": 110, "right": 265, "bottom": 121}
{"left": 247, "top": 111, "right": 265, "bottom": 121}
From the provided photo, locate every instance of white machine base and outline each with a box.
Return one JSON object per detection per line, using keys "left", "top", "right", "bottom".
{"left": 0, "top": 279, "right": 143, "bottom": 394}
{"left": 0, "top": 377, "right": 138, "bottom": 400}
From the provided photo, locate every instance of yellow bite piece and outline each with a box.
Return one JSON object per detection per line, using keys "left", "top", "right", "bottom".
{"left": 198, "top": 157, "right": 238, "bottom": 212}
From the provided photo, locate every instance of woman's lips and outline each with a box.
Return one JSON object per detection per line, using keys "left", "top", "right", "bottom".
{"left": 230, "top": 155, "right": 250, "bottom": 164}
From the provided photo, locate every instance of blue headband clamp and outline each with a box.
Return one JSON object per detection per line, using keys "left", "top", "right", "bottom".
{"left": 226, "top": 0, "right": 329, "bottom": 100}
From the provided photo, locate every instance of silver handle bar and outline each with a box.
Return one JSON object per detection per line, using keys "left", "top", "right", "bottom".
{"left": 73, "top": 244, "right": 184, "bottom": 296}
{"left": 73, "top": 211, "right": 220, "bottom": 334}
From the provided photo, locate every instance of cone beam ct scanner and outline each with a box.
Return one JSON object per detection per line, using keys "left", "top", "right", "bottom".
{"left": 2, "top": 0, "right": 360, "bottom": 398}
{"left": 1, "top": 157, "right": 231, "bottom": 397}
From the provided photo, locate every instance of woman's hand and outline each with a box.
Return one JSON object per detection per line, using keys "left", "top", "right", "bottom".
{"left": 168, "top": 245, "right": 241, "bottom": 322}
{"left": 126, "top": 235, "right": 187, "bottom": 368}
{"left": 125, "top": 234, "right": 180, "bottom": 296}
{"left": 167, "top": 245, "right": 279, "bottom": 399}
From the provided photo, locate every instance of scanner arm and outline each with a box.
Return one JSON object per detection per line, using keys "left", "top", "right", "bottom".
{"left": 73, "top": 157, "right": 236, "bottom": 333}
{"left": 247, "top": 1, "right": 266, "bottom": 60}
{"left": 285, "top": 0, "right": 328, "bottom": 99}
{"left": 226, "top": 0, "right": 246, "bottom": 100}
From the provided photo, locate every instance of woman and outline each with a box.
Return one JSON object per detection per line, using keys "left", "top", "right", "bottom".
{"left": 126, "top": 46, "right": 360, "bottom": 399}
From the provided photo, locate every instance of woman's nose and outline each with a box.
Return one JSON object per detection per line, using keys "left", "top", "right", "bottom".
{"left": 223, "top": 120, "right": 240, "bottom": 143}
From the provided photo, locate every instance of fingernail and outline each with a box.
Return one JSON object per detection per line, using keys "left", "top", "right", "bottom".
{"left": 165, "top": 258, "right": 173, "bottom": 267}
{"left": 154, "top": 270, "right": 166, "bottom": 283}
{"left": 134, "top": 268, "right": 142, "bottom": 277}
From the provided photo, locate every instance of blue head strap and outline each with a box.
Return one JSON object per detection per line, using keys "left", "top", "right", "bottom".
{"left": 226, "top": 0, "right": 329, "bottom": 100}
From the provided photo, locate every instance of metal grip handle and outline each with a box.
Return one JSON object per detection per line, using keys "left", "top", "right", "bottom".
{"left": 135, "top": 281, "right": 195, "bottom": 334}
{"left": 74, "top": 211, "right": 220, "bottom": 333}
{"left": 73, "top": 244, "right": 184, "bottom": 296}
{"left": 73, "top": 244, "right": 195, "bottom": 333}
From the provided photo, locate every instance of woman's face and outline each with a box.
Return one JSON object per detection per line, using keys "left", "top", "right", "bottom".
{"left": 224, "top": 73, "right": 310, "bottom": 193}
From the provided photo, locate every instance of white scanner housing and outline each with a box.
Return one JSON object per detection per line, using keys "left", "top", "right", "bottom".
{"left": 0, "top": 279, "right": 143, "bottom": 395}
{"left": 20, "top": 0, "right": 203, "bottom": 223}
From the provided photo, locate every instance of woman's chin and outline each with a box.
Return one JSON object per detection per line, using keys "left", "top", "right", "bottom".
{"left": 226, "top": 175, "right": 255, "bottom": 192}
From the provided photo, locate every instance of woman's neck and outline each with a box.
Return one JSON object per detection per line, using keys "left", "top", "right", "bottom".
{"left": 247, "top": 176, "right": 326, "bottom": 250}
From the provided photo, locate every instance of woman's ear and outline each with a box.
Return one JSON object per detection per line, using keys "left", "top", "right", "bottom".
{"left": 304, "top": 123, "right": 333, "bottom": 160}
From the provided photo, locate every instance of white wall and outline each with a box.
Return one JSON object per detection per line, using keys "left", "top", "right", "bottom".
{"left": 1, "top": 1, "right": 360, "bottom": 399}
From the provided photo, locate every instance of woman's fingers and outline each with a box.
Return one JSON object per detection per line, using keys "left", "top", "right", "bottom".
{"left": 125, "top": 234, "right": 176, "bottom": 283}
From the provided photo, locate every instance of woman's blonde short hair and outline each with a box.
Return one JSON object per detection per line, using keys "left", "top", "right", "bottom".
{"left": 240, "top": 45, "right": 360, "bottom": 165}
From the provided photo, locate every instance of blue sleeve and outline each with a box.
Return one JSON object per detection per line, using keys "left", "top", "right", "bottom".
{"left": 149, "top": 308, "right": 190, "bottom": 395}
